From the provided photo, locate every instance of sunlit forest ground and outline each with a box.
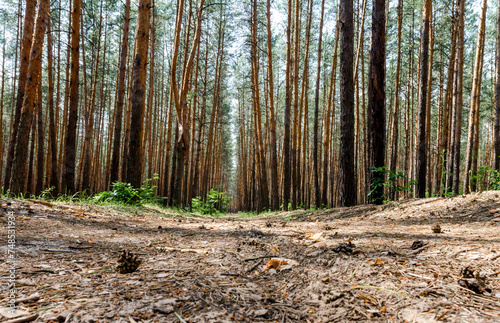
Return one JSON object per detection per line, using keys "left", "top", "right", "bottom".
{"left": 1, "top": 191, "right": 499, "bottom": 322}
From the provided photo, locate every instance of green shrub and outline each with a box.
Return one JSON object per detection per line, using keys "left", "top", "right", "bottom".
{"left": 192, "top": 189, "right": 230, "bottom": 215}
{"left": 368, "top": 166, "right": 417, "bottom": 203}
{"left": 94, "top": 175, "right": 162, "bottom": 205}
{"left": 488, "top": 168, "right": 500, "bottom": 190}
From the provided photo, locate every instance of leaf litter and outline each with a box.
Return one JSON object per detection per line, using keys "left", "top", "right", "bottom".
{"left": 0, "top": 191, "right": 499, "bottom": 322}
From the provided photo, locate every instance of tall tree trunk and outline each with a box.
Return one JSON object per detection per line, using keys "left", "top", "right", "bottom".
{"left": 415, "top": 0, "right": 431, "bottom": 198}
{"left": 299, "top": 0, "right": 313, "bottom": 208}
{"left": 46, "top": 15, "right": 58, "bottom": 191}
{"left": 388, "top": 0, "right": 403, "bottom": 200}
{"left": 201, "top": 11, "right": 225, "bottom": 200}
{"left": 250, "top": 0, "right": 269, "bottom": 211}
{"left": 338, "top": 0, "right": 356, "bottom": 206}
{"left": 313, "top": 0, "right": 325, "bottom": 207}
{"left": 425, "top": 17, "right": 434, "bottom": 195}
{"left": 111, "top": 0, "right": 131, "bottom": 183}
{"left": 464, "top": 0, "right": 487, "bottom": 193}
{"left": 10, "top": 0, "right": 49, "bottom": 195}
{"left": 495, "top": 0, "right": 500, "bottom": 170}
{"left": 4, "top": 0, "right": 36, "bottom": 191}
{"left": 82, "top": 7, "right": 103, "bottom": 192}
{"left": 171, "top": 0, "right": 205, "bottom": 206}
{"left": 448, "top": 0, "right": 465, "bottom": 195}
{"left": 62, "top": 0, "right": 81, "bottom": 194}
{"left": 322, "top": 11, "right": 340, "bottom": 207}
{"left": 441, "top": 8, "right": 457, "bottom": 195}
{"left": 354, "top": 0, "right": 367, "bottom": 203}
{"left": 0, "top": 38, "right": 6, "bottom": 185}
{"left": 35, "top": 78, "right": 44, "bottom": 195}
{"left": 126, "top": 0, "right": 151, "bottom": 188}
{"left": 283, "top": 0, "right": 292, "bottom": 211}
{"left": 58, "top": 11, "right": 72, "bottom": 189}
{"left": 367, "top": 0, "right": 386, "bottom": 204}
{"left": 290, "top": 0, "right": 301, "bottom": 210}
{"left": 266, "top": 0, "right": 280, "bottom": 210}
{"left": 145, "top": 1, "right": 156, "bottom": 181}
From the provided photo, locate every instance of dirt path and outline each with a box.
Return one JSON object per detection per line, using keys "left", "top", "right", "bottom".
{"left": 1, "top": 192, "right": 499, "bottom": 322}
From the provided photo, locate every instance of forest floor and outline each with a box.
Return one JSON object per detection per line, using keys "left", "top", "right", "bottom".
{"left": 0, "top": 192, "right": 500, "bottom": 323}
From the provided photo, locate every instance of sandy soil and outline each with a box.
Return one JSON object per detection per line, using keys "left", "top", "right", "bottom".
{"left": 0, "top": 191, "right": 499, "bottom": 322}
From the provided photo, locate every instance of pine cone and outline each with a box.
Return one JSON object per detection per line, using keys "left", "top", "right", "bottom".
{"left": 432, "top": 223, "right": 442, "bottom": 233}
{"left": 116, "top": 250, "right": 142, "bottom": 274}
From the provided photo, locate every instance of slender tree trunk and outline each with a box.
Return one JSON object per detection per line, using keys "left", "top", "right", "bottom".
{"left": 495, "top": 0, "right": 500, "bottom": 170}
{"left": 283, "top": 0, "right": 292, "bottom": 211}
{"left": 62, "top": 0, "right": 81, "bottom": 194}
{"left": 82, "top": 7, "right": 103, "bottom": 192}
{"left": 434, "top": 50, "right": 445, "bottom": 194}
{"left": 110, "top": 0, "right": 131, "bottom": 183}
{"left": 46, "top": 16, "right": 58, "bottom": 191}
{"left": 322, "top": 12, "right": 340, "bottom": 207}
{"left": 448, "top": 0, "right": 465, "bottom": 195}
{"left": 441, "top": 7, "right": 457, "bottom": 195}
{"left": 425, "top": 17, "right": 434, "bottom": 195}
{"left": 58, "top": 11, "right": 72, "bottom": 189}
{"left": 266, "top": 0, "right": 280, "bottom": 210}
{"left": 0, "top": 38, "right": 6, "bottom": 186}
{"left": 338, "top": 0, "right": 356, "bottom": 206}
{"left": 145, "top": 1, "right": 156, "bottom": 180}
{"left": 464, "top": 0, "right": 487, "bottom": 193}
{"left": 4, "top": 0, "right": 36, "bottom": 191}
{"left": 292, "top": 0, "right": 302, "bottom": 210}
{"left": 299, "top": 0, "right": 312, "bottom": 208}
{"left": 388, "top": 0, "right": 403, "bottom": 200}
{"left": 313, "top": 0, "right": 325, "bottom": 207}
{"left": 250, "top": 0, "right": 269, "bottom": 211}
{"left": 171, "top": 0, "right": 205, "bottom": 206}
{"left": 126, "top": 0, "right": 151, "bottom": 188}
{"left": 415, "top": 0, "right": 431, "bottom": 198}
{"left": 35, "top": 79, "right": 43, "bottom": 195}
{"left": 367, "top": 0, "right": 386, "bottom": 204}
{"left": 10, "top": 0, "right": 49, "bottom": 195}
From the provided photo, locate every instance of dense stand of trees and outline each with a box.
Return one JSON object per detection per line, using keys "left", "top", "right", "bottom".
{"left": 1, "top": 0, "right": 500, "bottom": 211}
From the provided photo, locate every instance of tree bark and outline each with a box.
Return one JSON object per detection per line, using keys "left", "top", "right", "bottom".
{"left": 338, "top": 0, "right": 356, "bottom": 206}
{"left": 415, "top": 0, "right": 431, "bottom": 198}
{"left": 10, "top": 0, "right": 49, "bottom": 195}
{"left": 367, "top": 0, "right": 386, "bottom": 205}
{"left": 46, "top": 16, "right": 58, "bottom": 192}
{"left": 62, "top": 0, "right": 81, "bottom": 194}
{"left": 4, "top": 0, "right": 36, "bottom": 191}
{"left": 126, "top": 0, "right": 151, "bottom": 188}
{"left": 266, "top": 0, "right": 280, "bottom": 210}
{"left": 322, "top": 11, "right": 340, "bottom": 207}
{"left": 448, "top": 0, "right": 465, "bottom": 195}
{"left": 313, "top": 0, "right": 325, "bottom": 208}
{"left": 388, "top": 0, "right": 403, "bottom": 200}
{"left": 495, "top": 0, "right": 500, "bottom": 170}
{"left": 464, "top": 0, "right": 487, "bottom": 193}
{"left": 0, "top": 37, "right": 5, "bottom": 186}
{"left": 250, "top": 0, "right": 269, "bottom": 211}
{"left": 283, "top": 0, "right": 292, "bottom": 211}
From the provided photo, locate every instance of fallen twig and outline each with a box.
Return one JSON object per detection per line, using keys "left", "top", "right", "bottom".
{"left": 3, "top": 314, "right": 39, "bottom": 323}
{"left": 352, "top": 285, "right": 408, "bottom": 297}
{"left": 27, "top": 199, "right": 54, "bottom": 207}
{"left": 14, "top": 293, "right": 40, "bottom": 305}
{"left": 244, "top": 255, "right": 273, "bottom": 262}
